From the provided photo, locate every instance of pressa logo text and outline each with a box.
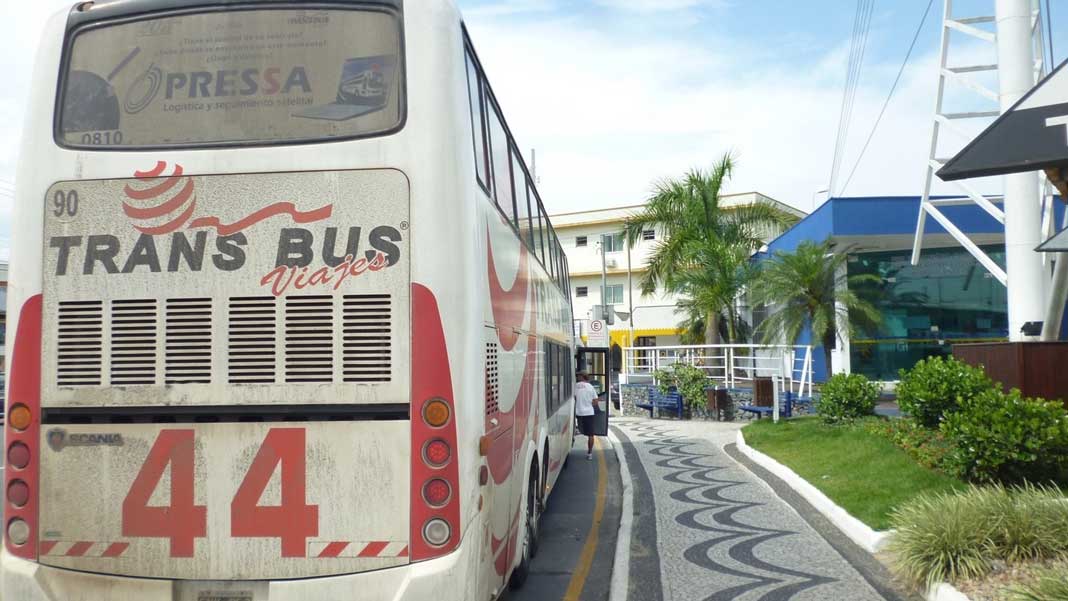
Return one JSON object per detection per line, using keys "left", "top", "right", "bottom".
{"left": 165, "top": 66, "right": 311, "bottom": 99}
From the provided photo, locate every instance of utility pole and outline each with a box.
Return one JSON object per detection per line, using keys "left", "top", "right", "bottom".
{"left": 600, "top": 234, "right": 609, "bottom": 322}
{"left": 627, "top": 240, "right": 634, "bottom": 346}
{"left": 997, "top": 0, "right": 1047, "bottom": 340}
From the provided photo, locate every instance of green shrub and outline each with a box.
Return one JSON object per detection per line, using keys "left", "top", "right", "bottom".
{"left": 887, "top": 486, "right": 996, "bottom": 587}
{"left": 941, "top": 389, "right": 1068, "bottom": 485}
{"left": 863, "top": 417, "right": 957, "bottom": 472}
{"left": 1009, "top": 568, "right": 1068, "bottom": 601}
{"left": 887, "top": 484, "right": 1068, "bottom": 588}
{"left": 816, "top": 373, "right": 880, "bottom": 424}
{"left": 896, "top": 356, "right": 996, "bottom": 428}
{"left": 653, "top": 363, "right": 709, "bottom": 413}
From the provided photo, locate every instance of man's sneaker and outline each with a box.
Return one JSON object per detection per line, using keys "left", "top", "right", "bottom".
{"left": 586, "top": 453, "right": 592, "bottom": 460}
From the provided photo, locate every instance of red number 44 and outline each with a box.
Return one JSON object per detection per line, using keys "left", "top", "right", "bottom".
{"left": 122, "top": 428, "right": 319, "bottom": 558}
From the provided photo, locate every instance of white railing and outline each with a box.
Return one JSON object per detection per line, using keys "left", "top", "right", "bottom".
{"left": 621, "top": 344, "right": 814, "bottom": 397}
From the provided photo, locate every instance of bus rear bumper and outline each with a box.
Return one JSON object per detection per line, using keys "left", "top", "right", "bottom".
{"left": 1, "top": 540, "right": 479, "bottom": 601}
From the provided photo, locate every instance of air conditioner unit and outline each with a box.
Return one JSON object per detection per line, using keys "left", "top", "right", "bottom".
{"left": 605, "top": 258, "right": 618, "bottom": 268}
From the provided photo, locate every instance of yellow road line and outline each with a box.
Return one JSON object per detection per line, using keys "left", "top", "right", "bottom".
{"left": 563, "top": 437, "right": 608, "bottom": 601}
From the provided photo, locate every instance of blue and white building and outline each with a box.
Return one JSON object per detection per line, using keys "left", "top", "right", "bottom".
{"left": 759, "top": 196, "right": 1064, "bottom": 382}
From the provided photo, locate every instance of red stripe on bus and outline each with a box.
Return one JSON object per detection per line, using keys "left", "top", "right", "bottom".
{"left": 397, "top": 545, "right": 408, "bottom": 557}
{"left": 187, "top": 202, "right": 333, "bottom": 236}
{"left": 123, "top": 179, "right": 193, "bottom": 218}
{"left": 486, "top": 224, "right": 530, "bottom": 351}
{"left": 102, "top": 542, "right": 129, "bottom": 557}
{"left": 134, "top": 161, "right": 168, "bottom": 178}
{"left": 358, "top": 541, "right": 389, "bottom": 558}
{"left": 38, "top": 540, "right": 57, "bottom": 556}
{"left": 5, "top": 294, "right": 42, "bottom": 560}
{"left": 123, "top": 165, "right": 185, "bottom": 200}
{"left": 66, "top": 542, "right": 93, "bottom": 557}
{"left": 317, "top": 541, "right": 349, "bottom": 558}
{"left": 133, "top": 199, "right": 197, "bottom": 236}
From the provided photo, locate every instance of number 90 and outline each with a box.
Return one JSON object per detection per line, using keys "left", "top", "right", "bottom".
{"left": 53, "top": 190, "right": 78, "bottom": 218}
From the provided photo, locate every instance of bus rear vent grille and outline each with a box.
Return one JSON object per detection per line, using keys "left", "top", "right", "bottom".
{"left": 110, "top": 299, "right": 157, "bottom": 386}
{"left": 285, "top": 296, "right": 334, "bottom": 383}
{"left": 228, "top": 297, "right": 277, "bottom": 384}
{"left": 57, "top": 301, "right": 103, "bottom": 387}
{"left": 342, "top": 294, "right": 391, "bottom": 383}
{"left": 165, "top": 298, "right": 212, "bottom": 384}
{"left": 54, "top": 295, "right": 394, "bottom": 387}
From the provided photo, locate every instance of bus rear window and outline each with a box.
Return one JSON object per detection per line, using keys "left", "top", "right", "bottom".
{"left": 58, "top": 9, "right": 403, "bottom": 148}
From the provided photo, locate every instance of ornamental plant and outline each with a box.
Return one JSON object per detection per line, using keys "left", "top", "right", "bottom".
{"left": 654, "top": 363, "right": 710, "bottom": 413}
{"left": 896, "top": 356, "right": 996, "bottom": 428}
{"left": 815, "top": 372, "right": 880, "bottom": 423}
{"left": 941, "top": 388, "right": 1068, "bottom": 484}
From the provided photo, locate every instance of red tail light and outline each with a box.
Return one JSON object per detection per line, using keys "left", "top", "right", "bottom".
{"left": 5, "top": 295, "right": 43, "bottom": 559}
{"left": 410, "top": 284, "right": 460, "bottom": 561}
{"left": 423, "top": 439, "right": 451, "bottom": 468}
{"left": 422, "top": 478, "right": 451, "bottom": 507}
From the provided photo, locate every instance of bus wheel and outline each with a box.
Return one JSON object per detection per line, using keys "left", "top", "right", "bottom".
{"left": 509, "top": 468, "right": 540, "bottom": 589}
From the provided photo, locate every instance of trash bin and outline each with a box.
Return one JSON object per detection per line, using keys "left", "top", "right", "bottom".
{"left": 754, "top": 377, "right": 774, "bottom": 407}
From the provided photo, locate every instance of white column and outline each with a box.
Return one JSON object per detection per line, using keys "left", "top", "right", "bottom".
{"left": 997, "top": 0, "right": 1047, "bottom": 340}
{"left": 831, "top": 260, "right": 852, "bottom": 375}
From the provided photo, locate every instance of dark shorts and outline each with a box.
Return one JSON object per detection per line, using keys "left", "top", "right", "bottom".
{"left": 577, "top": 414, "right": 596, "bottom": 436}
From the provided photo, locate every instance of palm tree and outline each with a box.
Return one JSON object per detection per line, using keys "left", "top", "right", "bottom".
{"left": 671, "top": 241, "right": 757, "bottom": 343}
{"left": 622, "top": 153, "right": 796, "bottom": 344}
{"left": 749, "top": 239, "right": 881, "bottom": 372}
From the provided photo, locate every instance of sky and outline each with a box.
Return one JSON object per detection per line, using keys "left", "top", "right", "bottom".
{"left": 1, "top": 0, "right": 1066, "bottom": 256}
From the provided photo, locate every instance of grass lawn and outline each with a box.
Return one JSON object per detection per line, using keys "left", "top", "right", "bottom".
{"left": 742, "top": 417, "right": 966, "bottom": 530}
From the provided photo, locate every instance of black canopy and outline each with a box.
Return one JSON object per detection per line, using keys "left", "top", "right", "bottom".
{"left": 938, "top": 59, "right": 1068, "bottom": 181}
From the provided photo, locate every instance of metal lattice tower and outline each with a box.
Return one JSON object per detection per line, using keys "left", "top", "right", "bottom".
{"left": 911, "top": 0, "right": 1055, "bottom": 339}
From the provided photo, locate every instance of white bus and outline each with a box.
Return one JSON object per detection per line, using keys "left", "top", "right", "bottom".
{"left": 3, "top": 1, "right": 577, "bottom": 599}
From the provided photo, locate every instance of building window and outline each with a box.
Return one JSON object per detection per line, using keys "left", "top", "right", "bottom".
{"left": 576, "top": 286, "right": 588, "bottom": 297}
{"left": 604, "top": 284, "right": 624, "bottom": 305}
{"left": 642, "top": 229, "right": 655, "bottom": 241}
{"left": 576, "top": 236, "right": 587, "bottom": 247}
{"left": 601, "top": 233, "right": 625, "bottom": 253}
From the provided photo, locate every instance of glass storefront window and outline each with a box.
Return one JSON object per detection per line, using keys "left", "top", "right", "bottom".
{"left": 848, "top": 245, "right": 1008, "bottom": 380}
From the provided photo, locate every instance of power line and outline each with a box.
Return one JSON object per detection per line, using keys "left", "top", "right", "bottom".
{"left": 828, "top": 0, "right": 875, "bottom": 197}
{"left": 841, "top": 0, "right": 936, "bottom": 195}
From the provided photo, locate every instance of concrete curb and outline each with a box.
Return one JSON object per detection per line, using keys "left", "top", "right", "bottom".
{"left": 734, "top": 429, "right": 972, "bottom": 601}
{"left": 927, "top": 583, "right": 971, "bottom": 601}
{"left": 606, "top": 429, "right": 633, "bottom": 601}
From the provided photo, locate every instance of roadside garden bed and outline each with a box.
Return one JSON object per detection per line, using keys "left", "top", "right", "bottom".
{"left": 744, "top": 356, "right": 1068, "bottom": 601}
{"left": 742, "top": 416, "right": 964, "bottom": 530}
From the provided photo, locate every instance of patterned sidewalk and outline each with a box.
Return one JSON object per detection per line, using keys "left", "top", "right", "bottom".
{"left": 612, "top": 418, "right": 899, "bottom": 601}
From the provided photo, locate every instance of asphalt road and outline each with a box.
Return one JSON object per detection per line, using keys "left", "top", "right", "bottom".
{"left": 503, "top": 435, "right": 623, "bottom": 601}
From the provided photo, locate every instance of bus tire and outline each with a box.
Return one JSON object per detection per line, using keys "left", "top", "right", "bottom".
{"left": 509, "top": 466, "right": 540, "bottom": 589}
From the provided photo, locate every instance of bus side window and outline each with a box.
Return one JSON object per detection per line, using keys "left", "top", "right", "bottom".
{"left": 511, "top": 148, "right": 535, "bottom": 251}
{"left": 542, "top": 343, "right": 551, "bottom": 414}
{"left": 486, "top": 99, "right": 516, "bottom": 227}
{"left": 553, "top": 344, "right": 562, "bottom": 413}
{"left": 529, "top": 184, "right": 545, "bottom": 265}
{"left": 464, "top": 51, "right": 489, "bottom": 189}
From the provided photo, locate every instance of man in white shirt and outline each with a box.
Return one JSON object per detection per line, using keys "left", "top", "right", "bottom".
{"left": 574, "top": 371, "right": 599, "bottom": 460}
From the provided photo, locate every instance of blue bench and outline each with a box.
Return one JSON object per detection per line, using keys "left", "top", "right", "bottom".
{"left": 635, "top": 388, "right": 684, "bottom": 418}
{"left": 739, "top": 391, "right": 795, "bottom": 419}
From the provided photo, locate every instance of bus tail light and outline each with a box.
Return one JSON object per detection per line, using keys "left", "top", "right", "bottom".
{"left": 7, "top": 519, "right": 30, "bottom": 546}
{"left": 422, "top": 478, "right": 451, "bottom": 507}
{"left": 7, "top": 480, "right": 29, "bottom": 508}
{"left": 410, "top": 284, "right": 460, "bottom": 562}
{"left": 422, "top": 439, "right": 451, "bottom": 468}
{"left": 5, "top": 295, "right": 43, "bottom": 558}
{"left": 7, "top": 442, "right": 30, "bottom": 469}
{"left": 422, "top": 518, "right": 451, "bottom": 547}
